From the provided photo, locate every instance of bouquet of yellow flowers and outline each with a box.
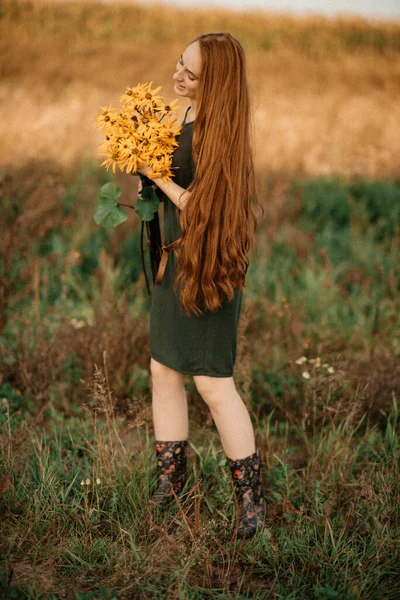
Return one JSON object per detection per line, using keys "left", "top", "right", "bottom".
{"left": 96, "top": 81, "right": 182, "bottom": 180}
{"left": 93, "top": 82, "right": 182, "bottom": 293}
{"left": 94, "top": 81, "right": 182, "bottom": 227}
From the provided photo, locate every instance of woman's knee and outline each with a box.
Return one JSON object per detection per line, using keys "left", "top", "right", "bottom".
{"left": 150, "top": 357, "right": 186, "bottom": 387}
{"left": 193, "top": 375, "right": 235, "bottom": 409}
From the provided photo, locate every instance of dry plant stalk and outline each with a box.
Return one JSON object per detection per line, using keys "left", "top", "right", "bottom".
{"left": 85, "top": 351, "right": 128, "bottom": 477}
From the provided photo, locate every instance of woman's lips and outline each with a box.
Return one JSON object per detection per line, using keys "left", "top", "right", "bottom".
{"left": 175, "top": 82, "right": 185, "bottom": 90}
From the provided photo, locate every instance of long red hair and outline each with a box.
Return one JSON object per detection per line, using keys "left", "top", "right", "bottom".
{"left": 173, "top": 32, "right": 264, "bottom": 317}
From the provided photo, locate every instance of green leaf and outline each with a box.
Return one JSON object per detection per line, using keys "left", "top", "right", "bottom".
{"left": 140, "top": 186, "right": 158, "bottom": 202}
{"left": 134, "top": 186, "right": 160, "bottom": 222}
{"left": 93, "top": 183, "right": 127, "bottom": 228}
{"left": 99, "top": 182, "right": 121, "bottom": 205}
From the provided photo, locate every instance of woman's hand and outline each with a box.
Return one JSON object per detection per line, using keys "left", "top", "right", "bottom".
{"left": 136, "top": 160, "right": 154, "bottom": 179}
{"left": 136, "top": 168, "right": 158, "bottom": 196}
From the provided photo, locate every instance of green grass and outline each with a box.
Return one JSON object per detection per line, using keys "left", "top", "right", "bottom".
{"left": 0, "top": 390, "right": 398, "bottom": 598}
{"left": 0, "top": 163, "right": 399, "bottom": 597}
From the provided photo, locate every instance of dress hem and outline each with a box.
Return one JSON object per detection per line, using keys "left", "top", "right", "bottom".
{"left": 150, "top": 352, "right": 234, "bottom": 378}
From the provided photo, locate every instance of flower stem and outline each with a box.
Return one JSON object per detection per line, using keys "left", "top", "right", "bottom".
{"left": 117, "top": 202, "right": 135, "bottom": 209}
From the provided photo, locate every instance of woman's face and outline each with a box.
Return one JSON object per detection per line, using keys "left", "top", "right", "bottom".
{"left": 173, "top": 41, "right": 202, "bottom": 100}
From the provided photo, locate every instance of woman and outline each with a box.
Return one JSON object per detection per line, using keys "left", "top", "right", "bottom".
{"left": 137, "top": 32, "right": 265, "bottom": 541}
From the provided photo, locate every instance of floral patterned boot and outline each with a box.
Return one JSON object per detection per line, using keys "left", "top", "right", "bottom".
{"left": 149, "top": 440, "right": 188, "bottom": 508}
{"left": 227, "top": 448, "right": 266, "bottom": 540}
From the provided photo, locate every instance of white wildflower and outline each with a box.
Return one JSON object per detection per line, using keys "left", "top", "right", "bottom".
{"left": 295, "top": 356, "right": 308, "bottom": 365}
{"left": 71, "top": 318, "right": 86, "bottom": 329}
{"left": 308, "top": 357, "right": 321, "bottom": 366}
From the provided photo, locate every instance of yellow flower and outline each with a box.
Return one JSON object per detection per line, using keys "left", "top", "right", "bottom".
{"left": 158, "top": 98, "right": 180, "bottom": 117}
{"left": 119, "top": 137, "right": 139, "bottom": 159}
{"left": 143, "top": 80, "right": 162, "bottom": 100}
{"left": 95, "top": 105, "right": 117, "bottom": 130}
{"left": 123, "top": 153, "right": 141, "bottom": 174}
{"left": 127, "top": 89, "right": 162, "bottom": 114}
{"left": 150, "top": 154, "right": 172, "bottom": 170}
{"left": 119, "top": 82, "right": 148, "bottom": 104}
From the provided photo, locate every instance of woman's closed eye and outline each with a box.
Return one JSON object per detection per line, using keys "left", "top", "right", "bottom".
{"left": 179, "top": 59, "right": 196, "bottom": 81}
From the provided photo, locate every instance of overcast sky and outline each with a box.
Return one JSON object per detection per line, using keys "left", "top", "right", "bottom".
{"left": 158, "top": 0, "right": 400, "bottom": 20}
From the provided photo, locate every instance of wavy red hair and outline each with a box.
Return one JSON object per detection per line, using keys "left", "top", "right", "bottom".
{"left": 173, "top": 32, "right": 264, "bottom": 317}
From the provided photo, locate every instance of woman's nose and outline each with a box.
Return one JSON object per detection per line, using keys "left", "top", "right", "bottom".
{"left": 173, "top": 67, "right": 183, "bottom": 81}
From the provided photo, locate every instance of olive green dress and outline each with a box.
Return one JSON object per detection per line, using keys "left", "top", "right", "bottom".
{"left": 149, "top": 107, "right": 243, "bottom": 377}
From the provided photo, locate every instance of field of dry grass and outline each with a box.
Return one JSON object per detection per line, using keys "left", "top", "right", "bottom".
{"left": 1, "top": 0, "right": 400, "bottom": 176}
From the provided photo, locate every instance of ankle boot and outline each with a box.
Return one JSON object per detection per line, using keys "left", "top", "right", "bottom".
{"left": 149, "top": 440, "right": 188, "bottom": 508}
{"left": 227, "top": 448, "right": 266, "bottom": 540}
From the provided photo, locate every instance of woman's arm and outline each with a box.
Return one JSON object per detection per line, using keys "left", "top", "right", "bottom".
{"left": 151, "top": 177, "right": 191, "bottom": 211}
{"left": 136, "top": 162, "right": 191, "bottom": 210}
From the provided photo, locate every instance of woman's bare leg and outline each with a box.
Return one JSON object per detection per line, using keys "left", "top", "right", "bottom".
{"left": 150, "top": 357, "right": 189, "bottom": 440}
{"left": 193, "top": 375, "right": 256, "bottom": 459}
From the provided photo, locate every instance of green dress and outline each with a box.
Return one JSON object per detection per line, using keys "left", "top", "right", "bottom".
{"left": 149, "top": 107, "right": 243, "bottom": 377}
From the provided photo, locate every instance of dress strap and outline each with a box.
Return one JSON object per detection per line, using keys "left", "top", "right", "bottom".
{"left": 182, "top": 106, "right": 191, "bottom": 125}
{"left": 155, "top": 237, "right": 183, "bottom": 285}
